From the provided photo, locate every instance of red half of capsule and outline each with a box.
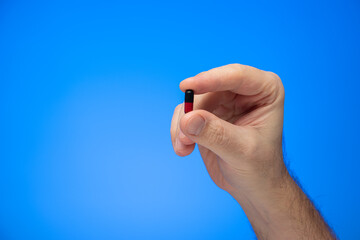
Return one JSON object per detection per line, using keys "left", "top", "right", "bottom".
{"left": 184, "top": 102, "right": 193, "bottom": 113}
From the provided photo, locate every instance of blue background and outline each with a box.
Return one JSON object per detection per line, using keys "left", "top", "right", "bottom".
{"left": 1, "top": 0, "right": 359, "bottom": 239}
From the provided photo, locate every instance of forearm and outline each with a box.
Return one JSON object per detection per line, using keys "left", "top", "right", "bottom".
{"left": 232, "top": 170, "right": 336, "bottom": 239}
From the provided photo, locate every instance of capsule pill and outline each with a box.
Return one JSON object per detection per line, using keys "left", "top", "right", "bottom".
{"left": 184, "top": 89, "right": 194, "bottom": 113}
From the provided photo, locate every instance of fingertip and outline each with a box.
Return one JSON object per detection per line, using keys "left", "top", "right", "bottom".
{"left": 179, "top": 77, "right": 195, "bottom": 92}
{"left": 174, "top": 138, "right": 195, "bottom": 157}
{"left": 179, "top": 110, "right": 207, "bottom": 137}
{"left": 180, "top": 73, "right": 211, "bottom": 94}
{"left": 179, "top": 130, "right": 195, "bottom": 145}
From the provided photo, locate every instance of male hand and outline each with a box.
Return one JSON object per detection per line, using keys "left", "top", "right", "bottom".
{"left": 170, "top": 64, "right": 335, "bottom": 239}
{"left": 171, "top": 64, "right": 285, "bottom": 196}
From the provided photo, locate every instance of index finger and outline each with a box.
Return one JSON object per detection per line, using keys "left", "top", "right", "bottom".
{"left": 180, "top": 64, "right": 277, "bottom": 96}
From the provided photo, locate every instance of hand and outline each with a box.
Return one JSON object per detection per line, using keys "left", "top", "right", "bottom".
{"left": 171, "top": 64, "right": 286, "bottom": 197}
{"left": 170, "top": 64, "right": 336, "bottom": 239}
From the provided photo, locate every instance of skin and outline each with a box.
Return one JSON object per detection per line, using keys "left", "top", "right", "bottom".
{"left": 170, "top": 64, "right": 336, "bottom": 239}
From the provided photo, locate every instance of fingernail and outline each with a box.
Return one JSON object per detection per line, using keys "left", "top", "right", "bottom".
{"left": 186, "top": 115, "right": 205, "bottom": 136}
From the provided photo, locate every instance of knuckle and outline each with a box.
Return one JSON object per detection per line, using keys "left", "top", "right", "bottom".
{"left": 266, "top": 71, "right": 285, "bottom": 102}
{"left": 229, "top": 63, "right": 243, "bottom": 69}
{"left": 170, "top": 126, "right": 177, "bottom": 137}
{"left": 170, "top": 104, "right": 182, "bottom": 136}
{"left": 267, "top": 71, "right": 281, "bottom": 81}
{"left": 229, "top": 63, "right": 245, "bottom": 75}
{"left": 170, "top": 128, "right": 176, "bottom": 141}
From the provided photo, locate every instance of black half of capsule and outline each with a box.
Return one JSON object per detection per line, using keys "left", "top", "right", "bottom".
{"left": 185, "top": 89, "right": 194, "bottom": 102}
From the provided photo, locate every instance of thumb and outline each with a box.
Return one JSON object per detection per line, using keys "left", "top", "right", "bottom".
{"left": 180, "top": 110, "right": 249, "bottom": 161}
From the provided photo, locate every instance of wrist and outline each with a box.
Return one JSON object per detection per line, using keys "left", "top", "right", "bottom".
{"left": 230, "top": 153, "right": 291, "bottom": 204}
{"left": 231, "top": 169, "right": 335, "bottom": 239}
{"left": 230, "top": 169, "right": 296, "bottom": 238}
{"left": 231, "top": 167, "right": 293, "bottom": 209}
